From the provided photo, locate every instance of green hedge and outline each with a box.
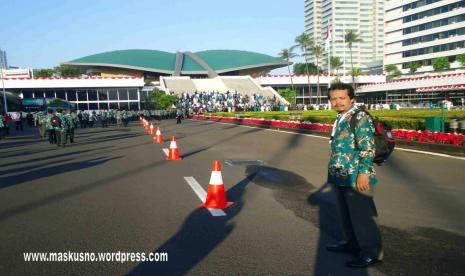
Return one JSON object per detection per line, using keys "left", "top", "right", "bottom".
{"left": 212, "top": 110, "right": 465, "bottom": 130}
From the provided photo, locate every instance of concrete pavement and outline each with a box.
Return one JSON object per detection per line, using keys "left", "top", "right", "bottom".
{"left": 1, "top": 119, "right": 464, "bottom": 275}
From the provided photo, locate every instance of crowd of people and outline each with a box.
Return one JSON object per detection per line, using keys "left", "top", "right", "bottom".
{"left": 175, "top": 91, "right": 284, "bottom": 114}
{"left": 0, "top": 109, "right": 176, "bottom": 143}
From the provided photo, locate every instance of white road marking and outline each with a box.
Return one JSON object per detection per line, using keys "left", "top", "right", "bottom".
{"left": 183, "top": 176, "right": 226, "bottom": 217}
{"left": 394, "top": 147, "right": 465, "bottom": 161}
{"left": 162, "top": 148, "right": 169, "bottom": 156}
{"left": 190, "top": 119, "right": 465, "bottom": 161}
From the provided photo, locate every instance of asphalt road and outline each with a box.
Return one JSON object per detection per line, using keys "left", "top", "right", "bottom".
{"left": 1, "top": 119, "right": 464, "bottom": 276}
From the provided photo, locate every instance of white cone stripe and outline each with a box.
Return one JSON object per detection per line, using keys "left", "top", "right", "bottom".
{"left": 150, "top": 125, "right": 154, "bottom": 129}
{"left": 209, "top": 171, "right": 223, "bottom": 185}
{"left": 156, "top": 130, "right": 161, "bottom": 135}
{"left": 170, "top": 141, "right": 178, "bottom": 149}
{"left": 184, "top": 177, "right": 226, "bottom": 217}
{"left": 162, "top": 148, "right": 169, "bottom": 156}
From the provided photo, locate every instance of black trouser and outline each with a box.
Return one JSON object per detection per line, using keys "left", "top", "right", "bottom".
{"left": 101, "top": 119, "right": 107, "bottom": 128}
{"left": 334, "top": 185, "right": 383, "bottom": 260}
{"left": 48, "top": 129, "right": 56, "bottom": 144}
{"left": 56, "top": 130, "right": 67, "bottom": 146}
{"left": 15, "top": 121, "right": 23, "bottom": 131}
{"left": 176, "top": 115, "right": 182, "bottom": 124}
{"left": 68, "top": 128, "right": 75, "bottom": 143}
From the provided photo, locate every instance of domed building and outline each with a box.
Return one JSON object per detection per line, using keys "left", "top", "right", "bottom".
{"left": 63, "top": 49, "right": 288, "bottom": 79}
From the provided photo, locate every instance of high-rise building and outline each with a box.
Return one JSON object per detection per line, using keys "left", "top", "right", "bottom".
{"left": 384, "top": 0, "right": 465, "bottom": 74}
{"left": 0, "top": 48, "right": 7, "bottom": 69}
{"left": 304, "top": 0, "right": 385, "bottom": 73}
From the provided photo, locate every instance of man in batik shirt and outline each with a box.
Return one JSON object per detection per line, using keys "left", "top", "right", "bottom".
{"left": 326, "top": 82, "right": 383, "bottom": 268}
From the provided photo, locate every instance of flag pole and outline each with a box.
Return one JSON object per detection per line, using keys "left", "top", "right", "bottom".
{"left": 1, "top": 68, "right": 7, "bottom": 113}
{"left": 327, "top": 23, "right": 331, "bottom": 89}
{"left": 343, "top": 22, "right": 346, "bottom": 79}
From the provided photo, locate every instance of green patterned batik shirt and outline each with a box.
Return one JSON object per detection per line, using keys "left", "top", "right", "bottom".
{"left": 327, "top": 107, "right": 377, "bottom": 187}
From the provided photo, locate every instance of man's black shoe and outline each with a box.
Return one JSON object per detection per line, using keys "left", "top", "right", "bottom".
{"left": 346, "top": 257, "right": 382, "bottom": 268}
{"left": 326, "top": 242, "right": 360, "bottom": 253}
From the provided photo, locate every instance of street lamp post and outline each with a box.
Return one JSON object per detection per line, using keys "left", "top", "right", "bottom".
{"left": 1, "top": 68, "right": 7, "bottom": 113}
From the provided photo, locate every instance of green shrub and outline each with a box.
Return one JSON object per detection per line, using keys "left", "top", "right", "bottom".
{"left": 209, "top": 110, "right": 465, "bottom": 130}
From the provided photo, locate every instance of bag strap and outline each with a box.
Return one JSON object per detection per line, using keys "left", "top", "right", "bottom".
{"left": 349, "top": 110, "right": 374, "bottom": 151}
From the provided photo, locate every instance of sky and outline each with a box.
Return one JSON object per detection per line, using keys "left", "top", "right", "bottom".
{"left": 0, "top": 0, "right": 304, "bottom": 74}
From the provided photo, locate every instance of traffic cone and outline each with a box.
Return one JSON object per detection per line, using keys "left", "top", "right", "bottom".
{"left": 144, "top": 121, "right": 149, "bottom": 131}
{"left": 167, "top": 136, "right": 182, "bottom": 160}
{"left": 150, "top": 124, "right": 155, "bottom": 135}
{"left": 200, "top": 160, "right": 234, "bottom": 209}
{"left": 154, "top": 127, "right": 164, "bottom": 144}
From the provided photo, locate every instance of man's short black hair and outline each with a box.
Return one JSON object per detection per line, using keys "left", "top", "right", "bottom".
{"left": 328, "top": 82, "right": 355, "bottom": 100}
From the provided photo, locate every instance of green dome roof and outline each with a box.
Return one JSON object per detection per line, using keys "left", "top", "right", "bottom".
{"left": 64, "top": 49, "right": 287, "bottom": 75}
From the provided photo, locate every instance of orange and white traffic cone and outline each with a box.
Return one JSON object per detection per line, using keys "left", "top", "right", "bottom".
{"left": 144, "top": 121, "right": 149, "bottom": 131}
{"left": 154, "top": 127, "right": 164, "bottom": 144}
{"left": 149, "top": 124, "right": 155, "bottom": 135}
{"left": 200, "top": 160, "right": 234, "bottom": 209}
{"left": 167, "top": 136, "right": 182, "bottom": 160}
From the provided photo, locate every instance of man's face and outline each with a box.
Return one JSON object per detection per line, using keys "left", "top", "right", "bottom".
{"left": 329, "top": 89, "right": 353, "bottom": 113}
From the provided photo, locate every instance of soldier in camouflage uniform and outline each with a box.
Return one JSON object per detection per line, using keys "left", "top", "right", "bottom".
{"left": 66, "top": 111, "right": 76, "bottom": 143}
{"left": 101, "top": 109, "right": 108, "bottom": 128}
{"left": 0, "top": 114, "right": 4, "bottom": 139}
{"left": 46, "top": 109, "right": 56, "bottom": 144}
{"left": 122, "top": 110, "right": 130, "bottom": 127}
{"left": 116, "top": 110, "right": 123, "bottom": 128}
{"left": 55, "top": 108, "right": 68, "bottom": 147}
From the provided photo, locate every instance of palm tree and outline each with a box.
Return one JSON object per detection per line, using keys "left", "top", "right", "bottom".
{"left": 278, "top": 46, "right": 298, "bottom": 92}
{"left": 295, "top": 32, "right": 312, "bottom": 100}
{"left": 345, "top": 30, "right": 363, "bottom": 89}
{"left": 309, "top": 42, "right": 324, "bottom": 105}
{"left": 350, "top": 67, "right": 363, "bottom": 91}
{"left": 330, "top": 56, "right": 343, "bottom": 76}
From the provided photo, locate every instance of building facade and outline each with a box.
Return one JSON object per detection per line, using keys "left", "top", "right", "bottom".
{"left": 304, "top": 0, "right": 385, "bottom": 73}
{"left": 2, "top": 77, "right": 147, "bottom": 111}
{"left": 384, "top": 0, "right": 465, "bottom": 74}
{"left": 357, "top": 71, "right": 465, "bottom": 106}
{"left": 0, "top": 48, "right": 7, "bottom": 69}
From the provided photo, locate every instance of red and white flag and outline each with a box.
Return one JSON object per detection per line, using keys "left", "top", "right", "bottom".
{"left": 325, "top": 25, "right": 332, "bottom": 51}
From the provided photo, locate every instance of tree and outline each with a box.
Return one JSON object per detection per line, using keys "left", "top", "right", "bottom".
{"left": 278, "top": 46, "right": 298, "bottom": 93}
{"left": 330, "top": 56, "right": 343, "bottom": 76}
{"left": 345, "top": 30, "right": 363, "bottom": 88}
{"left": 146, "top": 88, "right": 178, "bottom": 109}
{"left": 34, "top": 69, "right": 54, "bottom": 78}
{"left": 295, "top": 32, "right": 313, "bottom": 100}
{"left": 432, "top": 57, "right": 450, "bottom": 71}
{"left": 407, "top": 62, "right": 421, "bottom": 74}
{"left": 384, "top": 64, "right": 401, "bottom": 78}
{"left": 308, "top": 40, "right": 324, "bottom": 105}
{"left": 277, "top": 88, "right": 296, "bottom": 105}
{"left": 54, "top": 65, "right": 80, "bottom": 77}
{"left": 350, "top": 67, "right": 363, "bottom": 91}
{"left": 48, "top": 98, "right": 66, "bottom": 108}
{"left": 293, "top": 62, "right": 318, "bottom": 74}
{"left": 384, "top": 64, "right": 397, "bottom": 74}
{"left": 457, "top": 54, "right": 465, "bottom": 67}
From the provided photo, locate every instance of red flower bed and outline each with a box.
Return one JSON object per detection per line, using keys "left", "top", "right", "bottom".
{"left": 192, "top": 115, "right": 332, "bottom": 132}
{"left": 391, "top": 130, "right": 465, "bottom": 146}
{"left": 192, "top": 115, "right": 465, "bottom": 147}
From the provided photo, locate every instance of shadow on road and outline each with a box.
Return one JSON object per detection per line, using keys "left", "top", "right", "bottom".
{"left": 128, "top": 169, "right": 258, "bottom": 275}
{"left": 0, "top": 146, "right": 114, "bottom": 168}
{"left": 0, "top": 156, "right": 123, "bottom": 189}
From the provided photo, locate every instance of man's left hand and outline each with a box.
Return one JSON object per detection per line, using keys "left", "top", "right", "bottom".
{"left": 356, "top": 173, "right": 370, "bottom": 192}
